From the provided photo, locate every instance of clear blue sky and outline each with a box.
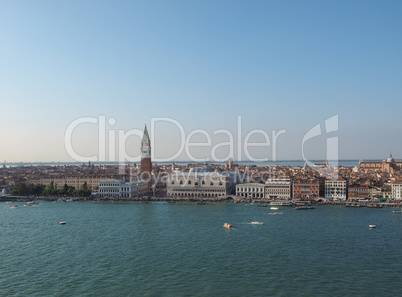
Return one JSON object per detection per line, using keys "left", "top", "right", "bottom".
{"left": 1, "top": 0, "right": 401, "bottom": 162}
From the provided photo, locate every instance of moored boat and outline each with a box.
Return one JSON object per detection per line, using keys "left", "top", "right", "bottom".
{"left": 294, "top": 206, "right": 315, "bottom": 210}
{"left": 367, "top": 204, "right": 383, "bottom": 208}
{"left": 270, "top": 201, "right": 293, "bottom": 206}
{"left": 346, "top": 204, "right": 365, "bottom": 207}
{"left": 369, "top": 225, "right": 376, "bottom": 228}
{"left": 392, "top": 209, "right": 402, "bottom": 213}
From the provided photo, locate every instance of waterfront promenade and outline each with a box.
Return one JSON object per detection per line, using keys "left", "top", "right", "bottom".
{"left": 2, "top": 194, "right": 402, "bottom": 208}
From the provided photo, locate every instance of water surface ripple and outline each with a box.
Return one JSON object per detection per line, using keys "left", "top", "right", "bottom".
{"left": 1, "top": 202, "right": 402, "bottom": 296}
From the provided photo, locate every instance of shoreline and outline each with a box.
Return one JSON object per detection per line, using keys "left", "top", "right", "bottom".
{"left": 2, "top": 195, "right": 402, "bottom": 207}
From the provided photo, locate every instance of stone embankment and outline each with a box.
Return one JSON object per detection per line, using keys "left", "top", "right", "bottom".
{"left": 2, "top": 195, "right": 402, "bottom": 207}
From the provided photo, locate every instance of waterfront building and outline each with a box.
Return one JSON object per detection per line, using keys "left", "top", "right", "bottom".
{"left": 264, "top": 178, "right": 292, "bottom": 200}
{"left": 29, "top": 176, "right": 104, "bottom": 191}
{"left": 325, "top": 179, "right": 349, "bottom": 200}
{"left": 167, "top": 165, "right": 235, "bottom": 199}
{"left": 99, "top": 178, "right": 148, "bottom": 198}
{"left": 370, "top": 187, "right": 382, "bottom": 199}
{"left": 381, "top": 186, "right": 392, "bottom": 199}
{"left": 391, "top": 181, "right": 402, "bottom": 200}
{"left": 359, "top": 154, "right": 401, "bottom": 173}
{"left": 141, "top": 124, "right": 152, "bottom": 192}
{"left": 235, "top": 183, "right": 265, "bottom": 200}
{"left": 348, "top": 186, "right": 370, "bottom": 200}
{"left": 293, "top": 179, "right": 324, "bottom": 199}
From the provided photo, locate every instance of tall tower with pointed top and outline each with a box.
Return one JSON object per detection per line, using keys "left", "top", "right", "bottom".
{"left": 141, "top": 124, "right": 152, "bottom": 192}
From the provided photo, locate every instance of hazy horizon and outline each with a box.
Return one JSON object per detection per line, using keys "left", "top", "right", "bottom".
{"left": 1, "top": 158, "right": 398, "bottom": 166}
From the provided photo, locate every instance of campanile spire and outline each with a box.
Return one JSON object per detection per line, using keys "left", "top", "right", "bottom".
{"left": 141, "top": 124, "right": 152, "bottom": 192}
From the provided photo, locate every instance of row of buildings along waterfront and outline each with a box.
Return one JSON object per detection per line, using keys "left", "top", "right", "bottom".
{"left": 235, "top": 177, "right": 402, "bottom": 201}
{"left": 3, "top": 124, "right": 402, "bottom": 202}
{"left": 236, "top": 176, "right": 402, "bottom": 201}
{"left": 235, "top": 178, "right": 342, "bottom": 201}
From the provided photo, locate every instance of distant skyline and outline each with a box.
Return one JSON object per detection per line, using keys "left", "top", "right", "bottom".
{"left": 1, "top": 0, "right": 402, "bottom": 162}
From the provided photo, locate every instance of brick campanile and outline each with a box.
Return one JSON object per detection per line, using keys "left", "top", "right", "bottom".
{"left": 141, "top": 124, "right": 152, "bottom": 192}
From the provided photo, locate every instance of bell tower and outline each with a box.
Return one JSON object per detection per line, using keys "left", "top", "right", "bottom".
{"left": 141, "top": 124, "right": 152, "bottom": 192}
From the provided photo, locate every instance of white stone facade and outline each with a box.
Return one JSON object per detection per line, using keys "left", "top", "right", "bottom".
{"left": 325, "top": 179, "right": 348, "bottom": 200}
{"left": 99, "top": 179, "right": 148, "bottom": 198}
{"left": 264, "top": 179, "right": 292, "bottom": 200}
{"left": 167, "top": 167, "right": 233, "bottom": 199}
{"left": 236, "top": 183, "right": 265, "bottom": 199}
{"left": 392, "top": 183, "right": 402, "bottom": 200}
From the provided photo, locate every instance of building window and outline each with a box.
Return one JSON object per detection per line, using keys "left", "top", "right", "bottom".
{"left": 202, "top": 180, "right": 205, "bottom": 185}
{"left": 171, "top": 180, "right": 175, "bottom": 184}
{"left": 188, "top": 180, "right": 192, "bottom": 185}
{"left": 210, "top": 182, "right": 214, "bottom": 186}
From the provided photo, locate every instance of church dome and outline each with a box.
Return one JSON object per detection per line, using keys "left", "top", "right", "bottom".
{"left": 387, "top": 154, "right": 395, "bottom": 163}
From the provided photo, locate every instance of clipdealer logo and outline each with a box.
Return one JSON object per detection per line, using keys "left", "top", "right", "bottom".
{"left": 302, "top": 115, "right": 339, "bottom": 167}
{"left": 64, "top": 115, "right": 338, "bottom": 167}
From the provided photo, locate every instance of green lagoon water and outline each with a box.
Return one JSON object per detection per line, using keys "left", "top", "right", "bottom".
{"left": 1, "top": 202, "right": 402, "bottom": 296}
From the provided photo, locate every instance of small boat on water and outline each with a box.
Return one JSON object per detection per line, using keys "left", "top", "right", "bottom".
{"left": 223, "top": 223, "right": 233, "bottom": 229}
{"left": 367, "top": 204, "right": 383, "bottom": 208}
{"left": 294, "top": 206, "right": 315, "bottom": 210}
{"left": 9, "top": 205, "right": 19, "bottom": 209}
{"left": 392, "top": 209, "right": 402, "bottom": 213}
{"left": 369, "top": 225, "right": 376, "bottom": 228}
{"left": 60, "top": 221, "right": 66, "bottom": 225}
{"left": 27, "top": 201, "right": 39, "bottom": 205}
{"left": 346, "top": 203, "right": 364, "bottom": 207}
{"left": 270, "top": 201, "right": 293, "bottom": 206}
{"left": 250, "top": 221, "right": 264, "bottom": 225}
{"left": 270, "top": 207, "right": 279, "bottom": 210}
